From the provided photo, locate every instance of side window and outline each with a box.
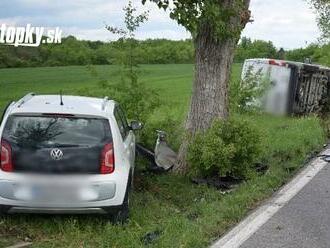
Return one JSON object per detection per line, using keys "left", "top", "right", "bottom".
{"left": 114, "top": 108, "right": 126, "bottom": 139}
{"left": 117, "top": 106, "right": 130, "bottom": 134}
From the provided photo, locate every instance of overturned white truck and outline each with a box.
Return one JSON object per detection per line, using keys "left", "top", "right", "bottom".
{"left": 241, "top": 58, "right": 330, "bottom": 115}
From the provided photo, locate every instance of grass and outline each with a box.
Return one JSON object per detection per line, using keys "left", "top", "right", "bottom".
{"left": 0, "top": 64, "right": 194, "bottom": 114}
{"left": 0, "top": 64, "right": 326, "bottom": 247}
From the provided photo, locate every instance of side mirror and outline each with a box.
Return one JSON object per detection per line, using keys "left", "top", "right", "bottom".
{"left": 130, "top": 120, "right": 143, "bottom": 131}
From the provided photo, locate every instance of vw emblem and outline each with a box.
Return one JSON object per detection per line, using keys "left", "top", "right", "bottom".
{"left": 50, "top": 148, "right": 64, "bottom": 161}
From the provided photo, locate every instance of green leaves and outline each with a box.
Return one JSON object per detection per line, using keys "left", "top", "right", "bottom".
{"left": 187, "top": 118, "right": 263, "bottom": 179}
{"left": 309, "top": 0, "right": 330, "bottom": 41}
{"left": 124, "top": 1, "right": 149, "bottom": 34}
{"left": 143, "top": 0, "right": 251, "bottom": 41}
{"left": 107, "top": 0, "right": 149, "bottom": 39}
{"left": 142, "top": 0, "right": 169, "bottom": 10}
{"left": 104, "top": 1, "right": 160, "bottom": 122}
{"left": 230, "top": 65, "right": 269, "bottom": 113}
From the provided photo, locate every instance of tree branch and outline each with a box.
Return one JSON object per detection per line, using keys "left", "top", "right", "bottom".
{"left": 243, "top": 0, "right": 251, "bottom": 9}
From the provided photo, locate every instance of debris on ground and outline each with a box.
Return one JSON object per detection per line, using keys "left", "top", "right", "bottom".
{"left": 136, "top": 129, "right": 177, "bottom": 173}
{"left": 187, "top": 212, "right": 199, "bottom": 221}
{"left": 192, "top": 162, "right": 270, "bottom": 191}
{"left": 136, "top": 143, "right": 157, "bottom": 165}
{"left": 141, "top": 230, "right": 163, "bottom": 245}
{"left": 255, "top": 162, "right": 269, "bottom": 174}
{"left": 319, "top": 154, "right": 330, "bottom": 162}
{"left": 191, "top": 176, "right": 242, "bottom": 191}
{"left": 136, "top": 144, "right": 167, "bottom": 174}
{"left": 154, "top": 130, "right": 176, "bottom": 171}
{"left": 6, "top": 241, "right": 33, "bottom": 248}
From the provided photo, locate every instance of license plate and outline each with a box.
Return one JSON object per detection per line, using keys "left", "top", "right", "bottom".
{"left": 30, "top": 184, "right": 79, "bottom": 202}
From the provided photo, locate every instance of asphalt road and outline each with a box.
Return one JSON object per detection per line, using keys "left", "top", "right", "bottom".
{"left": 241, "top": 162, "right": 330, "bottom": 248}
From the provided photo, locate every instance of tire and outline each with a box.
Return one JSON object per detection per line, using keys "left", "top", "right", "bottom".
{"left": 108, "top": 173, "right": 132, "bottom": 224}
{"left": 0, "top": 205, "right": 9, "bottom": 216}
{"left": 110, "top": 186, "right": 129, "bottom": 224}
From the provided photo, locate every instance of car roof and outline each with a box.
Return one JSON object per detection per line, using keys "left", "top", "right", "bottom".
{"left": 9, "top": 94, "right": 116, "bottom": 118}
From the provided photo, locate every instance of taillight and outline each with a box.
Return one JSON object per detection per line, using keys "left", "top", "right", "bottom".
{"left": 269, "top": 59, "right": 287, "bottom": 67}
{"left": 1, "top": 139, "right": 13, "bottom": 172}
{"left": 100, "top": 143, "right": 114, "bottom": 174}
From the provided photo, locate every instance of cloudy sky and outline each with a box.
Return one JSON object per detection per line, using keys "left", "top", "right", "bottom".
{"left": 0, "top": 0, "right": 321, "bottom": 49}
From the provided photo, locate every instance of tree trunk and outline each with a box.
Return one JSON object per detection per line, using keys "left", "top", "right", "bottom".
{"left": 173, "top": 0, "right": 251, "bottom": 174}
{"left": 174, "top": 25, "right": 237, "bottom": 174}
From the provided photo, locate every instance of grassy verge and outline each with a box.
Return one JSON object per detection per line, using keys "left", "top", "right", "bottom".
{"left": 0, "top": 114, "right": 325, "bottom": 247}
{"left": 0, "top": 64, "right": 326, "bottom": 247}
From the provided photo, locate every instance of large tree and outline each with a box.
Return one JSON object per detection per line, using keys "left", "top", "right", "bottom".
{"left": 310, "top": 0, "right": 330, "bottom": 41}
{"left": 142, "top": 0, "right": 252, "bottom": 173}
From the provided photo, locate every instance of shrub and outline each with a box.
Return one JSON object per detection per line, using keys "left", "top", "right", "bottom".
{"left": 187, "top": 118, "right": 264, "bottom": 179}
{"left": 100, "top": 74, "right": 160, "bottom": 122}
{"left": 230, "top": 66, "right": 269, "bottom": 113}
{"left": 83, "top": 63, "right": 161, "bottom": 125}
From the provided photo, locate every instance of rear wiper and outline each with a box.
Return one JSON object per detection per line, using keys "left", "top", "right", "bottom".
{"left": 54, "top": 144, "right": 82, "bottom": 148}
{"left": 42, "top": 143, "right": 84, "bottom": 148}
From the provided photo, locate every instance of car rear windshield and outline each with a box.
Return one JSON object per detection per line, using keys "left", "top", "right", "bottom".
{"left": 2, "top": 115, "right": 112, "bottom": 148}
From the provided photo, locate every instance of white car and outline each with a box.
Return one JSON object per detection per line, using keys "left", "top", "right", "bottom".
{"left": 0, "top": 93, "right": 141, "bottom": 222}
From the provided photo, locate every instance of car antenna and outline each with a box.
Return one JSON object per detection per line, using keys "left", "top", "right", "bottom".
{"left": 60, "top": 90, "right": 64, "bottom": 106}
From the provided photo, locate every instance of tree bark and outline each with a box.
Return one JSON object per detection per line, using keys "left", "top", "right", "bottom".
{"left": 174, "top": 25, "right": 236, "bottom": 174}
{"left": 174, "top": 0, "right": 251, "bottom": 174}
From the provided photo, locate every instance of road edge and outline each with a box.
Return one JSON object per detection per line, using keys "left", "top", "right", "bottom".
{"left": 211, "top": 147, "right": 330, "bottom": 248}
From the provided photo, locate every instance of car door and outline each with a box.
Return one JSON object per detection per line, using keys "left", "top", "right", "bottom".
{"left": 114, "top": 105, "right": 135, "bottom": 169}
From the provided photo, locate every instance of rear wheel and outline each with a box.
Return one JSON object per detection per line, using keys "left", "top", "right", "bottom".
{"left": 0, "top": 205, "right": 9, "bottom": 216}
{"left": 108, "top": 174, "right": 132, "bottom": 224}
{"left": 110, "top": 186, "right": 130, "bottom": 224}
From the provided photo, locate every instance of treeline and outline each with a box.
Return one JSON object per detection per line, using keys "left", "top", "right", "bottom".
{"left": 235, "top": 37, "right": 330, "bottom": 66}
{"left": 285, "top": 43, "right": 330, "bottom": 66}
{"left": 0, "top": 36, "right": 194, "bottom": 68}
{"left": 0, "top": 35, "right": 329, "bottom": 68}
{"left": 234, "top": 37, "right": 280, "bottom": 62}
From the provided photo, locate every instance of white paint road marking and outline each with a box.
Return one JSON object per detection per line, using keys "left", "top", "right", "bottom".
{"left": 211, "top": 148, "right": 330, "bottom": 248}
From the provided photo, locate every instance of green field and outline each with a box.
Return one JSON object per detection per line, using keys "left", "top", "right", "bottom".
{"left": 0, "top": 64, "right": 326, "bottom": 247}
{"left": 0, "top": 64, "right": 243, "bottom": 114}
{"left": 0, "top": 64, "right": 193, "bottom": 114}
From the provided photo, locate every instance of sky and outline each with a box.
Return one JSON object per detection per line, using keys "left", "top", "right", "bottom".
{"left": 0, "top": 0, "right": 321, "bottom": 49}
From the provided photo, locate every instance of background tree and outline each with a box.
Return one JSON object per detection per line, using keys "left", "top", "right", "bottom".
{"left": 277, "top": 48, "right": 285, "bottom": 60}
{"left": 234, "top": 37, "right": 278, "bottom": 62}
{"left": 104, "top": 1, "right": 160, "bottom": 122}
{"left": 285, "top": 44, "right": 319, "bottom": 62}
{"left": 309, "top": 0, "right": 330, "bottom": 41}
{"left": 142, "top": 0, "right": 252, "bottom": 173}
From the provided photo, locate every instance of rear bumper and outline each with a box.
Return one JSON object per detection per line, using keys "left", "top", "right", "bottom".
{"left": 7, "top": 206, "right": 108, "bottom": 214}
{"left": 1, "top": 204, "right": 124, "bottom": 214}
{"left": 0, "top": 180, "right": 116, "bottom": 201}
{"left": 0, "top": 172, "right": 130, "bottom": 209}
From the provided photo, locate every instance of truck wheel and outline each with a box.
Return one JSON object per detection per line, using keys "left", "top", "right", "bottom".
{"left": 0, "top": 205, "right": 9, "bottom": 216}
